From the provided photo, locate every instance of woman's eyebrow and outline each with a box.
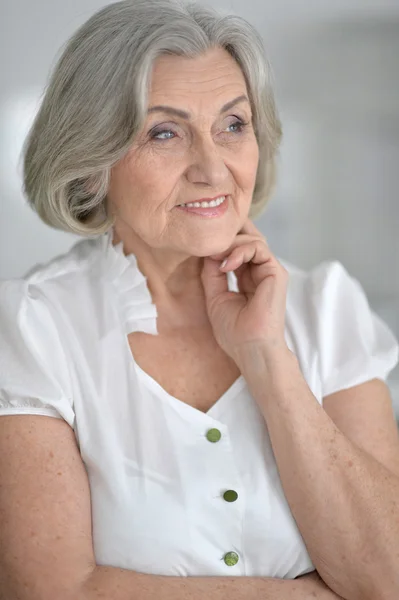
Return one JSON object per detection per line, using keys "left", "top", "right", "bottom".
{"left": 147, "top": 94, "right": 250, "bottom": 119}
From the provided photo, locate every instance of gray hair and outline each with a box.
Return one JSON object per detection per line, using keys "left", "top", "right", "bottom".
{"left": 22, "top": 0, "right": 282, "bottom": 236}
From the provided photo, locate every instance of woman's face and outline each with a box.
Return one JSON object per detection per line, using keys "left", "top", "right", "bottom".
{"left": 107, "top": 47, "right": 260, "bottom": 257}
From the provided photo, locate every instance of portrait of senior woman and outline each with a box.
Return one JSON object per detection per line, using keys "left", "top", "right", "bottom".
{"left": 1, "top": 0, "right": 399, "bottom": 599}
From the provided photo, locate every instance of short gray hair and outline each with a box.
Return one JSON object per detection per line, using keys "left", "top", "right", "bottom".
{"left": 23, "top": 0, "right": 282, "bottom": 236}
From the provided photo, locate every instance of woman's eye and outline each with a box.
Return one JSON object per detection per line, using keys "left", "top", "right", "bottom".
{"left": 150, "top": 128, "right": 177, "bottom": 141}
{"left": 225, "top": 119, "right": 248, "bottom": 134}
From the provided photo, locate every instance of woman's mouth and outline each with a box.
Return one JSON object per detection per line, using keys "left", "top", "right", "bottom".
{"left": 175, "top": 195, "right": 228, "bottom": 218}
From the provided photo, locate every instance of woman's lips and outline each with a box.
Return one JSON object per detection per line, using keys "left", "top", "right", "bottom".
{"left": 175, "top": 196, "right": 229, "bottom": 218}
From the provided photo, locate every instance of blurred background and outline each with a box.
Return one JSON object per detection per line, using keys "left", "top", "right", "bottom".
{"left": 1, "top": 0, "right": 398, "bottom": 414}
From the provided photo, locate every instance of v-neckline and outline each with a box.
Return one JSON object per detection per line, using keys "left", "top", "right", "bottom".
{"left": 132, "top": 357, "right": 246, "bottom": 420}
{"left": 105, "top": 230, "right": 246, "bottom": 419}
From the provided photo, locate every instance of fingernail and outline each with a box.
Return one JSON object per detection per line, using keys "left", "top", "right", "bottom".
{"left": 220, "top": 259, "right": 228, "bottom": 270}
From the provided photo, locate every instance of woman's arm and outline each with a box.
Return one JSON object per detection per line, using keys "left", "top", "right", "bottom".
{"left": 236, "top": 343, "right": 399, "bottom": 600}
{"left": 79, "top": 568, "right": 343, "bottom": 600}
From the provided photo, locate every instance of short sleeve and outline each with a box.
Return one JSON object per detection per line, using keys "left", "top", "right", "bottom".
{"left": 309, "top": 261, "right": 399, "bottom": 398}
{"left": 0, "top": 279, "right": 75, "bottom": 427}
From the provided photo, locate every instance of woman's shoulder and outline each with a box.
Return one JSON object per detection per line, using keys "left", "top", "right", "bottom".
{"left": 22, "top": 236, "right": 103, "bottom": 287}
{"left": 277, "top": 256, "right": 381, "bottom": 317}
{"left": 0, "top": 236, "right": 103, "bottom": 311}
{"left": 279, "top": 256, "right": 398, "bottom": 396}
{"left": 278, "top": 256, "right": 348, "bottom": 315}
{"left": 0, "top": 239, "right": 101, "bottom": 428}
{"left": 279, "top": 255, "right": 347, "bottom": 288}
{"left": 0, "top": 236, "right": 106, "bottom": 347}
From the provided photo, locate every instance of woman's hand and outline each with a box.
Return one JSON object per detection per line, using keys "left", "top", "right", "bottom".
{"left": 201, "top": 217, "right": 289, "bottom": 365}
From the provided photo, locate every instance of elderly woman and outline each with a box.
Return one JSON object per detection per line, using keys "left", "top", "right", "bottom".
{"left": 0, "top": 1, "right": 399, "bottom": 599}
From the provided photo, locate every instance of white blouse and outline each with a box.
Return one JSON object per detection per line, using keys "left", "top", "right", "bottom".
{"left": 0, "top": 229, "right": 398, "bottom": 579}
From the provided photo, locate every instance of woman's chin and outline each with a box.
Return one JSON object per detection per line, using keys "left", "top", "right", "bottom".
{"left": 186, "top": 243, "right": 231, "bottom": 259}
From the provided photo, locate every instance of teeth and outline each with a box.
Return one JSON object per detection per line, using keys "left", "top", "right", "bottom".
{"left": 179, "top": 196, "right": 226, "bottom": 208}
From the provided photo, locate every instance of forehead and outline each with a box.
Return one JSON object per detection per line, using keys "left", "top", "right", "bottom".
{"left": 148, "top": 47, "right": 248, "bottom": 104}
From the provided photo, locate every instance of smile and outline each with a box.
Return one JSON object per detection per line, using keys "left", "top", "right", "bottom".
{"left": 177, "top": 196, "right": 226, "bottom": 208}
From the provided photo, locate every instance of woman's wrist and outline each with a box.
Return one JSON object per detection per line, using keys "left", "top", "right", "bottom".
{"left": 234, "top": 339, "right": 297, "bottom": 382}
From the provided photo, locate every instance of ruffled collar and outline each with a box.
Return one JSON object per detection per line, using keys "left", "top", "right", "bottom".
{"left": 100, "top": 227, "right": 238, "bottom": 336}
{"left": 101, "top": 228, "right": 158, "bottom": 336}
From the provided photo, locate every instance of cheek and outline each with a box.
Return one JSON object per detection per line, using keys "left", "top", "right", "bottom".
{"left": 127, "top": 146, "right": 181, "bottom": 190}
{"left": 109, "top": 167, "right": 174, "bottom": 231}
{"left": 110, "top": 153, "right": 166, "bottom": 205}
{"left": 235, "top": 141, "right": 259, "bottom": 187}
{"left": 246, "top": 136, "right": 260, "bottom": 164}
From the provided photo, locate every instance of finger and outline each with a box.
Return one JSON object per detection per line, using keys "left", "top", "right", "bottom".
{"left": 220, "top": 241, "right": 271, "bottom": 271}
{"left": 208, "top": 234, "right": 267, "bottom": 261}
{"left": 201, "top": 256, "right": 229, "bottom": 306}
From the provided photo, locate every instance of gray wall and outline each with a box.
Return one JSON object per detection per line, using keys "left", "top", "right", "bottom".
{"left": 1, "top": 0, "right": 398, "bottom": 411}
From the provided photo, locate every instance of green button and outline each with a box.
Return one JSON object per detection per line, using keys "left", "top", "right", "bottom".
{"left": 223, "top": 490, "right": 238, "bottom": 502}
{"left": 224, "top": 551, "right": 239, "bottom": 566}
{"left": 206, "top": 428, "right": 221, "bottom": 443}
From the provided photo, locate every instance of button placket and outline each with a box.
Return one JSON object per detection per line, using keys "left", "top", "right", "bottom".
{"left": 205, "top": 426, "right": 241, "bottom": 568}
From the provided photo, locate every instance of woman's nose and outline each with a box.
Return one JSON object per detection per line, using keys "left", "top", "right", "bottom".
{"left": 185, "top": 135, "right": 229, "bottom": 188}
